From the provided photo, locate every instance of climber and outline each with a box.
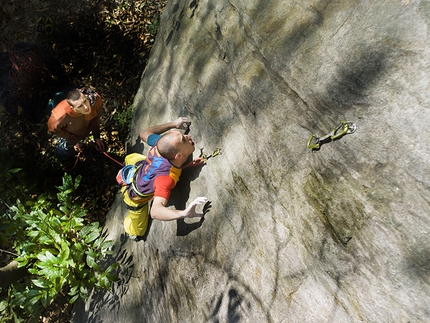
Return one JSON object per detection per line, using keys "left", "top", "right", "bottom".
{"left": 120, "top": 117, "right": 208, "bottom": 241}
{"left": 47, "top": 87, "right": 105, "bottom": 166}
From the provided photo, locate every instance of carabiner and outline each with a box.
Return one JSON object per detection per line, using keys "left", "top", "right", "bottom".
{"left": 307, "top": 121, "right": 356, "bottom": 150}
{"left": 198, "top": 147, "right": 222, "bottom": 162}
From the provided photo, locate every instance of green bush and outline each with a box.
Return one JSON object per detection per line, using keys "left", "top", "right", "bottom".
{"left": 114, "top": 103, "right": 134, "bottom": 131}
{"left": 147, "top": 16, "right": 160, "bottom": 36}
{"left": 0, "top": 173, "right": 118, "bottom": 322}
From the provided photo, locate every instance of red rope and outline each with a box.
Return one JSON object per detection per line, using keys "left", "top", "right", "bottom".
{"left": 103, "top": 151, "right": 124, "bottom": 166}
{"left": 65, "top": 152, "right": 81, "bottom": 172}
{"left": 64, "top": 151, "right": 123, "bottom": 172}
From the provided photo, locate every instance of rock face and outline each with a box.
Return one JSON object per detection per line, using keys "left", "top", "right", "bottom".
{"left": 73, "top": 0, "right": 430, "bottom": 322}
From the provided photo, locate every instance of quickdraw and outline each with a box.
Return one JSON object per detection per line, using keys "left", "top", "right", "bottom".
{"left": 307, "top": 120, "right": 356, "bottom": 150}
{"left": 199, "top": 147, "right": 222, "bottom": 163}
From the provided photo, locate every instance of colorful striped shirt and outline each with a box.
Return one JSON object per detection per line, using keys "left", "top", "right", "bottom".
{"left": 131, "top": 134, "right": 182, "bottom": 201}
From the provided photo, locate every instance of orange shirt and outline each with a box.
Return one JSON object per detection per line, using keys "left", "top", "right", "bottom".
{"left": 47, "top": 94, "right": 103, "bottom": 145}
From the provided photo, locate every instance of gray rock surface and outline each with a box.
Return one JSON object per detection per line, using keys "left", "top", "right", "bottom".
{"left": 73, "top": 0, "right": 430, "bottom": 322}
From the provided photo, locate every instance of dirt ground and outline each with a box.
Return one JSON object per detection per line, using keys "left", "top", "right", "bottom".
{"left": 0, "top": 0, "right": 166, "bottom": 321}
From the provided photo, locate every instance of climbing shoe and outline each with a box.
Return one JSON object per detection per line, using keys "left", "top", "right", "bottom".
{"left": 127, "top": 234, "right": 145, "bottom": 242}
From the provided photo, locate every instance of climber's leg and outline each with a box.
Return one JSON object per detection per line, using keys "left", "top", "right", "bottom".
{"left": 122, "top": 188, "right": 150, "bottom": 238}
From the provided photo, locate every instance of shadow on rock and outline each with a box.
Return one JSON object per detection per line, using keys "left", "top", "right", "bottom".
{"left": 318, "top": 43, "right": 394, "bottom": 115}
{"left": 168, "top": 162, "right": 207, "bottom": 236}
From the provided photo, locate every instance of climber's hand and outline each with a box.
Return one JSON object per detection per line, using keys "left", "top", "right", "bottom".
{"left": 184, "top": 197, "right": 209, "bottom": 218}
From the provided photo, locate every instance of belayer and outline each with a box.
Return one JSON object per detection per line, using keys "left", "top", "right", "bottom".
{"left": 47, "top": 87, "right": 105, "bottom": 166}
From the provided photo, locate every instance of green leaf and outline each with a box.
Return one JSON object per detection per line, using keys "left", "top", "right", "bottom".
{"left": 27, "top": 230, "right": 40, "bottom": 238}
{"left": 74, "top": 175, "right": 82, "bottom": 189}
{"left": 73, "top": 242, "right": 84, "bottom": 252}
{"left": 40, "top": 292, "right": 49, "bottom": 308}
{"left": 11, "top": 292, "right": 26, "bottom": 306}
{"left": 105, "top": 263, "right": 119, "bottom": 274}
{"left": 37, "top": 250, "right": 57, "bottom": 263}
{"left": 32, "top": 279, "right": 48, "bottom": 289}
{"left": 58, "top": 241, "right": 70, "bottom": 262}
{"left": 26, "top": 290, "right": 42, "bottom": 306}
{"left": 86, "top": 254, "right": 96, "bottom": 269}
{"left": 101, "top": 240, "right": 115, "bottom": 249}
{"left": 79, "top": 285, "right": 87, "bottom": 295}
{"left": 15, "top": 256, "right": 29, "bottom": 267}
{"left": 105, "top": 273, "right": 118, "bottom": 283}
{"left": 84, "top": 230, "right": 100, "bottom": 244}
{"left": 0, "top": 300, "right": 7, "bottom": 311}
{"left": 38, "top": 235, "right": 55, "bottom": 245}
{"left": 71, "top": 217, "right": 84, "bottom": 230}
{"left": 98, "top": 275, "right": 111, "bottom": 289}
{"left": 68, "top": 285, "right": 79, "bottom": 296}
{"left": 13, "top": 312, "right": 25, "bottom": 323}
{"left": 79, "top": 224, "right": 93, "bottom": 238}
{"left": 69, "top": 294, "right": 80, "bottom": 304}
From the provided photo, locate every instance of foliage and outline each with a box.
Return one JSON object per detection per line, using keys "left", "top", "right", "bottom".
{"left": 0, "top": 0, "right": 168, "bottom": 321}
{"left": 0, "top": 147, "right": 33, "bottom": 247}
{"left": 114, "top": 103, "right": 134, "bottom": 132}
{"left": 0, "top": 173, "right": 118, "bottom": 322}
{"left": 147, "top": 16, "right": 160, "bottom": 36}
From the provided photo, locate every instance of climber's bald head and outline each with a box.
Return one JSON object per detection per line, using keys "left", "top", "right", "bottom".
{"left": 157, "top": 131, "right": 181, "bottom": 160}
{"left": 157, "top": 130, "right": 196, "bottom": 163}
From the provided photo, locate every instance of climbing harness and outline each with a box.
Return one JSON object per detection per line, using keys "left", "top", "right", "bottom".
{"left": 307, "top": 120, "right": 356, "bottom": 150}
{"left": 199, "top": 147, "right": 222, "bottom": 163}
{"left": 117, "top": 161, "right": 151, "bottom": 201}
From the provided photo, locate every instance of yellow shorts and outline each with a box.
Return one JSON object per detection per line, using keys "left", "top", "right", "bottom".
{"left": 122, "top": 186, "right": 150, "bottom": 237}
{"left": 122, "top": 153, "right": 150, "bottom": 237}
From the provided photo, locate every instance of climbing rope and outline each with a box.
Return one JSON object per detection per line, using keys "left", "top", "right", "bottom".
{"left": 307, "top": 120, "right": 356, "bottom": 150}
{"left": 103, "top": 151, "right": 124, "bottom": 166}
{"left": 64, "top": 152, "right": 81, "bottom": 172}
{"left": 65, "top": 151, "right": 123, "bottom": 172}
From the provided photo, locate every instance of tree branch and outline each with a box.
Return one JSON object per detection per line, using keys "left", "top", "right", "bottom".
{"left": 0, "top": 261, "right": 28, "bottom": 288}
